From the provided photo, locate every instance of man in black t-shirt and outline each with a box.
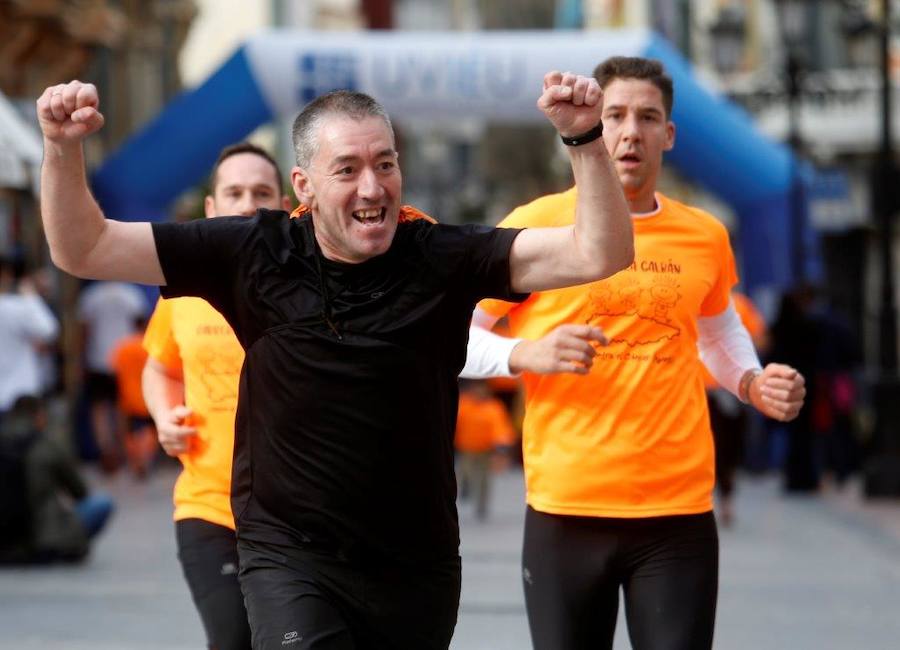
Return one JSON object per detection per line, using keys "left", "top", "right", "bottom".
{"left": 37, "top": 74, "right": 634, "bottom": 649}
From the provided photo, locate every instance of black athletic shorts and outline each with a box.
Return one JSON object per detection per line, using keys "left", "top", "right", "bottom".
{"left": 522, "top": 507, "right": 719, "bottom": 650}
{"left": 176, "top": 518, "right": 252, "bottom": 650}
{"left": 238, "top": 539, "right": 461, "bottom": 650}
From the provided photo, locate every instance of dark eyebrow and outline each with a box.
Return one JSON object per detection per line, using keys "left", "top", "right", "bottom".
{"left": 331, "top": 155, "right": 361, "bottom": 166}
{"left": 330, "top": 150, "right": 396, "bottom": 168}
{"left": 603, "top": 104, "right": 664, "bottom": 118}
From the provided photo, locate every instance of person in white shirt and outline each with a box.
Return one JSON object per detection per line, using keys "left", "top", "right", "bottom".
{"left": 76, "top": 280, "right": 147, "bottom": 471}
{"left": 0, "top": 258, "right": 59, "bottom": 416}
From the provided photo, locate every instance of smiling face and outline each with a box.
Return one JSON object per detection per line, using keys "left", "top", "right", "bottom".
{"left": 291, "top": 114, "right": 401, "bottom": 264}
{"left": 206, "top": 151, "right": 289, "bottom": 218}
{"left": 600, "top": 78, "right": 675, "bottom": 213}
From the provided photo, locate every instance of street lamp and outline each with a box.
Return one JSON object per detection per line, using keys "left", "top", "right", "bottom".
{"left": 707, "top": 2, "right": 807, "bottom": 282}
{"left": 873, "top": 0, "right": 898, "bottom": 375}
{"left": 708, "top": 6, "right": 746, "bottom": 75}
{"left": 863, "top": 0, "right": 900, "bottom": 497}
{"left": 841, "top": 1, "right": 880, "bottom": 68}
{"left": 774, "top": 0, "right": 809, "bottom": 284}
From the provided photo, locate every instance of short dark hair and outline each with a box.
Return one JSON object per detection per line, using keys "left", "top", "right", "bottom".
{"left": 291, "top": 90, "right": 394, "bottom": 168}
{"left": 209, "top": 142, "right": 284, "bottom": 195}
{"left": 593, "top": 57, "right": 674, "bottom": 118}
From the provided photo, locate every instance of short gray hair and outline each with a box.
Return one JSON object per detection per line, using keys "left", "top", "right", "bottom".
{"left": 291, "top": 90, "right": 395, "bottom": 168}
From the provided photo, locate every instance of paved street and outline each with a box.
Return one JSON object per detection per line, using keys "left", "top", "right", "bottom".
{"left": 2, "top": 465, "right": 900, "bottom": 649}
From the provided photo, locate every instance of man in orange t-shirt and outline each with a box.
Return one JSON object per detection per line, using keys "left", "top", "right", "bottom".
{"left": 465, "top": 58, "right": 806, "bottom": 650}
{"left": 455, "top": 379, "right": 517, "bottom": 520}
{"left": 142, "top": 143, "right": 291, "bottom": 650}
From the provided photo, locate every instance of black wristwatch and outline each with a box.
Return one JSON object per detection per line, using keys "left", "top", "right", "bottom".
{"left": 560, "top": 122, "right": 604, "bottom": 146}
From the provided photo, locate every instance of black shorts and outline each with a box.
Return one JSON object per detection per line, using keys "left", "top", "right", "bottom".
{"left": 176, "top": 518, "right": 251, "bottom": 650}
{"left": 522, "top": 507, "right": 719, "bottom": 650}
{"left": 85, "top": 371, "right": 118, "bottom": 404}
{"left": 237, "top": 539, "right": 461, "bottom": 650}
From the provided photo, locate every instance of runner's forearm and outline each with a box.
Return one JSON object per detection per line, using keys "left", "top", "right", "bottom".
{"left": 142, "top": 359, "right": 185, "bottom": 422}
{"left": 569, "top": 137, "right": 634, "bottom": 278}
{"left": 40, "top": 140, "right": 108, "bottom": 276}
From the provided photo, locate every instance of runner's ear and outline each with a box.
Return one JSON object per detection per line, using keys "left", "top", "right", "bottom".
{"left": 291, "top": 167, "right": 314, "bottom": 205}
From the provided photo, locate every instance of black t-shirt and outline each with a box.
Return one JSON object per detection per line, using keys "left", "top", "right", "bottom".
{"left": 152, "top": 210, "right": 525, "bottom": 564}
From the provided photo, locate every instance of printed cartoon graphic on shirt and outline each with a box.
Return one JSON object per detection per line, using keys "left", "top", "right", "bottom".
{"left": 195, "top": 344, "right": 242, "bottom": 405}
{"left": 583, "top": 259, "right": 683, "bottom": 349}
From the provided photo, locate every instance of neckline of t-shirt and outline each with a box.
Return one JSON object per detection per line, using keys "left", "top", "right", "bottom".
{"left": 302, "top": 216, "right": 399, "bottom": 274}
{"left": 631, "top": 193, "right": 663, "bottom": 221}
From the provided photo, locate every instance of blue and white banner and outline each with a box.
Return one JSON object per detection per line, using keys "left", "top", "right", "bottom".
{"left": 244, "top": 29, "right": 649, "bottom": 121}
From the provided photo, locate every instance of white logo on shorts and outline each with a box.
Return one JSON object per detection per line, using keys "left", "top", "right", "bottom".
{"left": 282, "top": 631, "right": 303, "bottom": 645}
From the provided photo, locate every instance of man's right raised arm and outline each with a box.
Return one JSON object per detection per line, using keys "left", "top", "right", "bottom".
{"left": 38, "top": 81, "right": 164, "bottom": 285}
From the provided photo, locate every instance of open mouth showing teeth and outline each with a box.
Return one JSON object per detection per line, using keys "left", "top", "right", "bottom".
{"left": 620, "top": 154, "right": 640, "bottom": 163}
{"left": 352, "top": 208, "right": 386, "bottom": 225}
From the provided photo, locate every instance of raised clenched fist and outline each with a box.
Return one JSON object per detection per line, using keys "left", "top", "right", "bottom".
{"left": 36, "top": 80, "right": 105, "bottom": 144}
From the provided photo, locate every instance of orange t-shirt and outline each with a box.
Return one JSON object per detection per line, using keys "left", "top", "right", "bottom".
{"left": 143, "top": 297, "right": 244, "bottom": 529}
{"left": 479, "top": 189, "right": 737, "bottom": 518}
{"left": 109, "top": 333, "right": 150, "bottom": 417}
{"left": 455, "top": 393, "right": 517, "bottom": 453}
{"left": 702, "top": 291, "right": 767, "bottom": 389}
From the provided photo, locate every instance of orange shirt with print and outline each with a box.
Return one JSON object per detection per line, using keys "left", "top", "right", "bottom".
{"left": 143, "top": 297, "right": 244, "bottom": 530}
{"left": 455, "top": 392, "right": 517, "bottom": 454}
{"left": 480, "top": 189, "right": 737, "bottom": 518}
{"left": 110, "top": 333, "right": 150, "bottom": 417}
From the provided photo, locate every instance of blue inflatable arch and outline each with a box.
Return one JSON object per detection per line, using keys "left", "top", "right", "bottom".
{"left": 92, "top": 29, "right": 811, "bottom": 295}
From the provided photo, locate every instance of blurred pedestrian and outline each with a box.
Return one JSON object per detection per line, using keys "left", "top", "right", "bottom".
{"left": 77, "top": 279, "right": 147, "bottom": 472}
{"left": 36, "top": 74, "right": 633, "bottom": 649}
{"left": 455, "top": 379, "right": 517, "bottom": 520}
{"left": 0, "top": 257, "right": 59, "bottom": 420}
{"left": 812, "top": 300, "right": 862, "bottom": 486}
{"left": 465, "top": 57, "right": 806, "bottom": 650}
{"left": 141, "top": 142, "right": 290, "bottom": 650}
{"left": 770, "top": 284, "right": 821, "bottom": 492}
{"left": 771, "top": 284, "right": 863, "bottom": 491}
{"left": 0, "top": 394, "right": 113, "bottom": 564}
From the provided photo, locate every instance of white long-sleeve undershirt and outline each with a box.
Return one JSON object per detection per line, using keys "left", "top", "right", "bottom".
{"left": 460, "top": 309, "right": 519, "bottom": 378}
{"left": 696, "top": 299, "right": 762, "bottom": 399}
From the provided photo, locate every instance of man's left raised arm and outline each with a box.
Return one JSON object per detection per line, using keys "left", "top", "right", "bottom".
{"left": 508, "top": 72, "right": 633, "bottom": 293}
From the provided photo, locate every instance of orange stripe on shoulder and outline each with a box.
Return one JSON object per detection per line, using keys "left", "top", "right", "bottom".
{"left": 290, "top": 204, "right": 436, "bottom": 224}
{"left": 398, "top": 205, "right": 437, "bottom": 224}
